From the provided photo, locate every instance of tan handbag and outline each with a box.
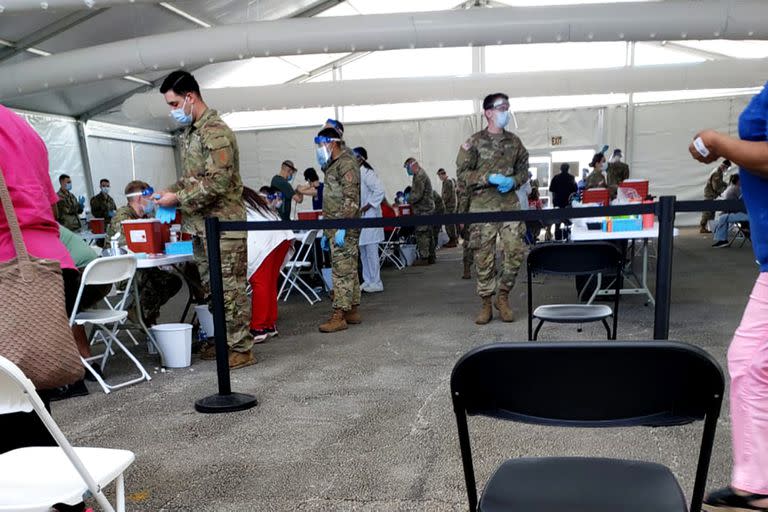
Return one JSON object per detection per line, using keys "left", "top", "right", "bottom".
{"left": 0, "top": 165, "right": 84, "bottom": 389}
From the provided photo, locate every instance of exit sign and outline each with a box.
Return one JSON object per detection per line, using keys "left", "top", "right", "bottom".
{"left": 551, "top": 136, "right": 563, "bottom": 146}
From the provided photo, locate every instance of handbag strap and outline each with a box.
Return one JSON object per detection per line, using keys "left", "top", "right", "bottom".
{"left": 0, "top": 164, "right": 32, "bottom": 265}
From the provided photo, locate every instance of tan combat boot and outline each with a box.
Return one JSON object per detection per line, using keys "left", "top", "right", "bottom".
{"left": 344, "top": 305, "right": 362, "bottom": 325}
{"left": 319, "top": 309, "right": 348, "bottom": 333}
{"left": 462, "top": 262, "right": 471, "bottom": 280}
{"left": 229, "top": 350, "right": 257, "bottom": 370}
{"left": 475, "top": 296, "right": 493, "bottom": 325}
{"left": 494, "top": 290, "right": 515, "bottom": 323}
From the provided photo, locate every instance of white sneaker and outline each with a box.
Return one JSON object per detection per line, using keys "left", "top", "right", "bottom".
{"left": 364, "top": 282, "right": 384, "bottom": 293}
{"left": 360, "top": 282, "right": 370, "bottom": 292}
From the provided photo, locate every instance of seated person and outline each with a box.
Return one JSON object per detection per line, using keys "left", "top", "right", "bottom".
{"left": 525, "top": 187, "right": 545, "bottom": 244}
{"left": 712, "top": 174, "right": 749, "bottom": 248}
{"left": 295, "top": 167, "right": 324, "bottom": 210}
{"left": 107, "top": 180, "right": 182, "bottom": 326}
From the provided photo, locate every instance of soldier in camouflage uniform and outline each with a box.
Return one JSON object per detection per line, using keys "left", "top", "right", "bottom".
{"left": 155, "top": 70, "right": 254, "bottom": 370}
{"left": 437, "top": 168, "right": 459, "bottom": 247}
{"left": 316, "top": 127, "right": 362, "bottom": 333}
{"left": 55, "top": 174, "right": 83, "bottom": 232}
{"left": 90, "top": 178, "right": 117, "bottom": 222}
{"left": 606, "top": 149, "right": 631, "bottom": 192}
{"left": 700, "top": 159, "right": 731, "bottom": 233}
{"left": 432, "top": 189, "right": 445, "bottom": 257}
{"left": 404, "top": 158, "right": 436, "bottom": 266}
{"left": 585, "top": 153, "right": 608, "bottom": 190}
{"left": 456, "top": 93, "right": 529, "bottom": 324}
{"left": 108, "top": 180, "right": 183, "bottom": 327}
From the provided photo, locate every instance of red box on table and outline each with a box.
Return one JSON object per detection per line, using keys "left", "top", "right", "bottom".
{"left": 88, "top": 218, "right": 105, "bottom": 234}
{"left": 121, "top": 219, "right": 164, "bottom": 254}
{"left": 619, "top": 179, "right": 650, "bottom": 200}
{"left": 297, "top": 210, "right": 323, "bottom": 221}
{"left": 397, "top": 205, "right": 412, "bottom": 216}
{"left": 582, "top": 188, "right": 610, "bottom": 207}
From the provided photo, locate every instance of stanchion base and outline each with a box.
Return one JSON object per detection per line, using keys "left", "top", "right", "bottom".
{"left": 195, "top": 392, "right": 258, "bottom": 414}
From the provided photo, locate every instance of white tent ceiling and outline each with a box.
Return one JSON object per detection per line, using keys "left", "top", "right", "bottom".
{"left": 0, "top": 0, "right": 766, "bottom": 132}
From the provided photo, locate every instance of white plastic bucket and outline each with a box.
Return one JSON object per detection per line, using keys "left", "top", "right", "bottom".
{"left": 194, "top": 304, "right": 215, "bottom": 337}
{"left": 400, "top": 244, "right": 417, "bottom": 266}
{"left": 151, "top": 323, "right": 193, "bottom": 368}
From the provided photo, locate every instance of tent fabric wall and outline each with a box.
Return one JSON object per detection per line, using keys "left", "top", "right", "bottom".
{"left": 16, "top": 111, "right": 89, "bottom": 202}
{"left": 86, "top": 137, "right": 177, "bottom": 206}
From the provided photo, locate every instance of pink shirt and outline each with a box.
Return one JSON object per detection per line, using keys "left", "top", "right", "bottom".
{"left": 0, "top": 105, "right": 75, "bottom": 270}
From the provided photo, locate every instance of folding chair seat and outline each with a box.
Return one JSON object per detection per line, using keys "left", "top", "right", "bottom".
{"left": 527, "top": 242, "right": 623, "bottom": 340}
{"left": 451, "top": 341, "right": 725, "bottom": 512}
{"left": 70, "top": 255, "right": 151, "bottom": 394}
{"left": 0, "top": 355, "right": 135, "bottom": 512}
{"left": 278, "top": 230, "right": 321, "bottom": 305}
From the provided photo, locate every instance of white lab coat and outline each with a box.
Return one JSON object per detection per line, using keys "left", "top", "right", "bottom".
{"left": 246, "top": 205, "right": 295, "bottom": 280}
{"left": 359, "top": 166, "right": 386, "bottom": 246}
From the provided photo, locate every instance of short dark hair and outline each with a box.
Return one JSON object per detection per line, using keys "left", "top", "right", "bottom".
{"left": 560, "top": 163, "right": 570, "bottom": 173}
{"left": 304, "top": 167, "right": 320, "bottom": 182}
{"left": 59, "top": 174, "right": 70, "bottom": 183}
{"left": 100, "top": 179, "right": 110, "bottom": 186}
{"left": 482, "top": 93, "right": 509, "bottom": 111}
{"left": 730, "top": 174, "right": 740, "bottom": 185}
{"left": 124, "top": 180, "right": 149, "bottom": 196}
{"left": 403, "top": 157, "right": 416, "bottom": 167}
{"left": 160, "top": 70, "right": 201, "bottom": 97}
{"left": 317, "top": 127, "right": 342, "bottom": 140}
{"left": 722, "top": 159, "right": 731, "bottom": 167}
{"left": 437, "top": 168, "right": 446, "bottom": 174}
{"left": 590, "top": 153, "right": 605, "bottom": 168}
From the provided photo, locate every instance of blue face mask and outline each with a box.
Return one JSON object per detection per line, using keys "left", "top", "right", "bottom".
{"left": 287, "top": 174, "right": 294, "bottom": 183}
{"left": 170, "top": 98, "right": 193, "bottom": 126}
{"left": 494, "top": 110, "right": 510, "bottom": 129}
{"left": 65, "top": 183, "right": 72, "bottom": 191}
{"left": 405, "top": 163, "right": 414, "bottom": 177}
{"left": 101, "top": 187, "right": 110, "bottom": 195}
{"left": 143, "top": 200, "right": 155, "bottom": 215}
{"left": 316, "top": 145, "right": 331, "bottom": 169}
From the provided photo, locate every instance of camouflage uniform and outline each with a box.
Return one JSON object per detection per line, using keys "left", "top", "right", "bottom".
{"left": 585, "top": 168, "right": 607, "bottom": 190}
{"left": 700, "top": 167, "right": 728, "bottom": 230}
{"left": 169, "top": 108, "right": 251, "bottom": 352}
{"left": 410, "top": 170, "right": 435, "bottom": 260}
{"left": 456, "top": 129, "right": 529, "bottom": 298}
{"left": 432, "top": 190, "right": 445, "bottom": 257}
{"left": 56, "top": 189, "right": 82, "bottom": 232}
{"left": 455, "top": 177, "right": 475, "bottom": 270}
{"left": 322, "top": 148, "right": 361, "bottom": 312}
{"left": 442, "top": 178, "right": 459, "bottom": 241}
{"left": 108, "top": 206, "right": 183, "bottom": 325}
{"left": 90, "top": 192, "right": 116, "bottom": 222}
{"left": 606, "top": 162, "right": 630, "bottom": 188}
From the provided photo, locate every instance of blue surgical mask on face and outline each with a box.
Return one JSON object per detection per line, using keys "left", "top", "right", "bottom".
{"left": 101, "top": 187, "right": 110, "bottom": 195}
{"left": 316, "top": 145, "right": 331, "bottom": 169}
{"left": 287, "top": 174, "right": 294, "bottom": 183}
{"left": 65, "top": 183, "right": 72, "bottom": 191}
{"left": 170, "top": 98, "right": 193, "bottom": 126}
{"left": 494, "top": 110, "right": 510, "bottom": 129}
{"left": 143, "top": 200, "right": 155, "bottom": 215}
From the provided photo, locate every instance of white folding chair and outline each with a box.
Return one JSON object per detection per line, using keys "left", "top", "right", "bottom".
{"left": 0, "top": 355, "right": 135, "bottom": 512}
{"left": 278, "top": 230, "right": 321, "bottom": 305}
{"left": 70, "top": 255, "right": 151, "bottom": 394}
{"left": 379, "top": 227, "right": 406, "bottom": 270}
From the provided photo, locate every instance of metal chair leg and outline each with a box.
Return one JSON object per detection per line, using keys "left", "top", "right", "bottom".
{"left": 601, "top": 318, "right": 612, "bottom": 339}
{"left": 532, "top": 320, "right": 544, "bottom": 341}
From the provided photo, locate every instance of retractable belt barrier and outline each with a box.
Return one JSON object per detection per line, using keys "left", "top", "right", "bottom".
{"left": 195, "top": 197, "right": 746, "bottom": 413}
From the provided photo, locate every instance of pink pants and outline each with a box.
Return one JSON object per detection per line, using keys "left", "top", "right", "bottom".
{"left": 729, "top": 272, "right": 768, "bottom": 493}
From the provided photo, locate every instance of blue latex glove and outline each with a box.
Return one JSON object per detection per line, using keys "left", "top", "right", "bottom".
{"left": 334, "top": 229, "right": 346, "bottom": 248}
{"left": 488, "top": 173, "right": 515, "bottom": 194}
{"left": 600, "top": 144, "right": 609, "bottom": 154}
{"left": 108, "top": 210, "right": 117, "bottom": 218}
{"left": 320, "top": 235, "right": 329, "bottom": 251}
{"left": 156, "top": 205, "right": 177, "bottom": 224}
{"left": 78, "top": 196, "right": 86, "bottom": 207}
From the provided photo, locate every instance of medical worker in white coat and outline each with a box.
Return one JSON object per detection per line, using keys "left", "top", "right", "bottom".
{"left": 354, "top": 147, "right": 386, "bottom": 293}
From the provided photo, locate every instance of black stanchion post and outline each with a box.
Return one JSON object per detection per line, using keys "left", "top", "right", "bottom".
{"left": 195, "top": 216, "right": 258, "bottom": 414}
{"left": 653, "top": 196, "right": 676, "bottom": 340}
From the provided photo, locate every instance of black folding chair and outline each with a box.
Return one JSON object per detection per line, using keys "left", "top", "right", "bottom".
{"left": 450, "top": 341, "right": 724, "bottom": 512}
{"left": 527, "top": 242, "right": 623, "bottom": 340}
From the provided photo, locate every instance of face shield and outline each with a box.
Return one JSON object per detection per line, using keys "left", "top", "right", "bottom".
{"left": 314, "top": 135, "right": 339, "bottom": 169}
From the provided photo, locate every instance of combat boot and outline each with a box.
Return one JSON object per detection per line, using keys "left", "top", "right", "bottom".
{"left": 413, "top": 259, "right": 430, "bottom": 266}
{"left": 344, "top": 305, "right": 362, "bottom": 325}
{"left": 428, "top": 255, "right": 436, "bottom": 265}
{"left": 462, "top": 262, "right": 471, "bottom": 280}
{"left": 494, "top": 290, "right": 515, "bottom": 322}
{"left": 319, "top": 309, "right": 348, "bottom": 333}
{"left": 475, "top": 296, "right": 493, "bottom": 325}
{"left": 229, "top": 350, "right": 257, "bottom": 370}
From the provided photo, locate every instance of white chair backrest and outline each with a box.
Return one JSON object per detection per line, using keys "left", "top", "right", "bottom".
{"left": 80, "top": 255, "right": 137, "bottom": 286}
{"left": 0, "top": 355, "right": 34, "bottom": 415}
{"left": 300, "top": 229, "right": 318, "bottom": 246}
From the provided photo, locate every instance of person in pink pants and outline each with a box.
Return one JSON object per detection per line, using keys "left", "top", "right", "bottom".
{"left": 690, "top": 82, "right": 768, "bottom": 510}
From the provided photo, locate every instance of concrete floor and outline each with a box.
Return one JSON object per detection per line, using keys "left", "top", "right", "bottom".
{"left": 53, "top": 227, "right": 760, "bottom": 511}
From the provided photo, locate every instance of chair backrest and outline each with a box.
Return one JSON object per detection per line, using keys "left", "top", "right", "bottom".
{"left": 0, "top": 356, "right": 117, "bottom": 511}
{"left": 292, "top": 230, "right": 317, "bottom": 264}
{"left": 527, "top": 241, "right": 621, "bottom": 276}
{"left": 450, "top": 342, "right": 724, "bottom": 512}
{"left": 70, "top": 255, "right": 137, "bottom": 325}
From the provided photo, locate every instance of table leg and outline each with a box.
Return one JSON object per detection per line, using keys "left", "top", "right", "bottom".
{"left": 641, "top": 239, "right": 655, "bottom": 305}
{"left": 132, "top": 276, "right": 159, "bottom": 352}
